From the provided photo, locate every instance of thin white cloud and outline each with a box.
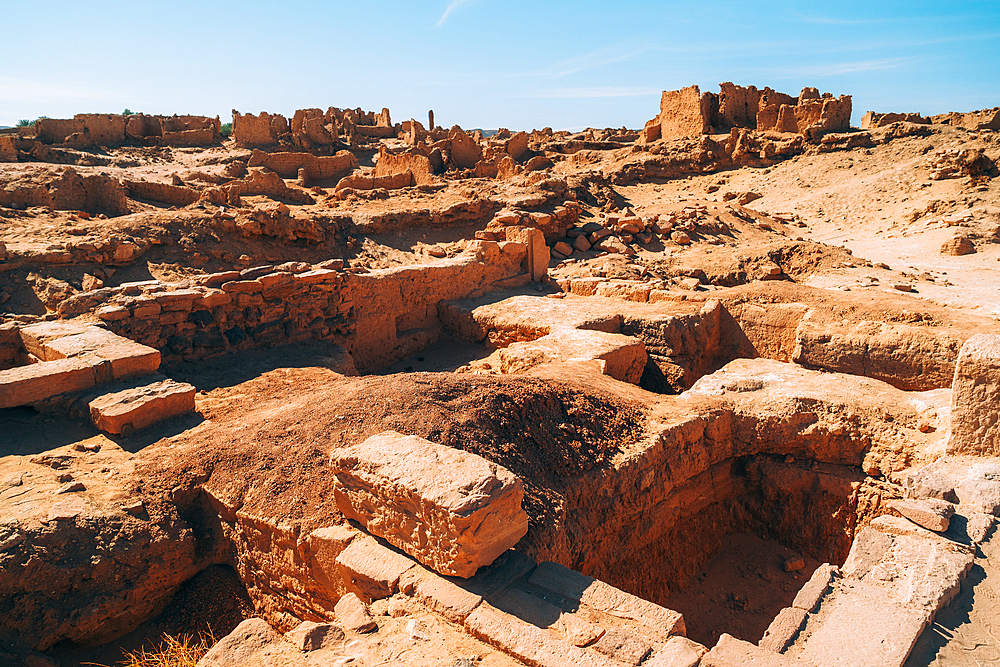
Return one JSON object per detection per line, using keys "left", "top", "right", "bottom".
{"left": 437, "top": 0, "right": 471, "bottom": 26}
{"left": 795, "top": 14, "right": 884, "bottom": 25}
{"left": 526, "top": 87, "right": 659, "bottom": 99}
{"left": 530, "top": 44, "right": 650, "bottom": 79}
{"left": 776, "top": 57, "right": 920, "bottom": 78}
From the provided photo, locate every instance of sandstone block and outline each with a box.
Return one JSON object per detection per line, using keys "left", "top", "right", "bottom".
{"left": 465, "top": 602, "right": 619, "bottom": 667}
{"left": 554, "top": 241, "right": 574, "bottom": 256}
{"left": 704, "top": 634, "right": 814, "bottom": 667}
{"left": 88, "top": 379, "right": 196, "bottom": 435}
{"left": 330, "top": 431, "right": 529, "bottom": 578}
{"left": 0, "top": 357, "right": 97, "bottom": 409}
{"left": 792, "top": 563, "right": 837, "bottom": 612}
{"left": 759, "top": 606, "right": 807, "bottom": 653}
{"left": 399, "top": 566, "right": 483, "bottom": 622}
{"left": 18, "top": 321, "right": 90, "bottom": 359}
{"left": 790, "top": 588, "right": 929, "bottom": 667}
{"left": 528, "top": 561, "right": 685, "bottom": 640}
{"left": 196, "top": 618, "right": 283, "bottom": 667}
{"left": 335, "top": 534, "right": 416, "bottom": 601}
{"left": 940, "top": 234, "right": 975, "bottom": 255}
{"left": 284, "top": 621, "right": 344, "bottom": 651}
{"left": 573, "top": 235, "right": 592, "bottom": 253}
{"left": 889, "top": 498, "right": 955, "bottom": 532}
{"left": 869, "top": 515, "right": 938, "bottom": 540}
{"left": 592, "top": 628, "right": 652, "bottom": 665}
{"left": 334, "top": 593, "right": 377, "bottom": 633}
{"left": 645, "top": 636, "right": 707, "bottom": 667}
{"left": 947, "top": 334, "right": 1000, "bottom": 456}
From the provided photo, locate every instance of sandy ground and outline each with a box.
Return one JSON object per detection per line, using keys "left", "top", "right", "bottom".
{"left": 663, "top": 533, "right": 820, "bottom": 648}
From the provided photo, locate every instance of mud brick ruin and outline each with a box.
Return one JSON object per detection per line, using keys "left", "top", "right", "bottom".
{"left": 1, "top": 82, "right": 999, "bottom": 667}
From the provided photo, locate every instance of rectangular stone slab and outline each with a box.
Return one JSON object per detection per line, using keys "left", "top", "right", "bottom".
{"left": 0, "top": 357, "right": 96, "bottom": 408}
{"left": 88, "top": 379, "right": 195, "bottom": 434}
{"left": 948, "top": 334, "right": 1000, "bottom": 456}
{"left": 330, "top": 431, "right": 529, "bottom": 578}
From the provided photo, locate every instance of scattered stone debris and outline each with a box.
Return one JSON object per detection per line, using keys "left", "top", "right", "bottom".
{"left": 2, "top": 91, "right": 999, "bottom": 667}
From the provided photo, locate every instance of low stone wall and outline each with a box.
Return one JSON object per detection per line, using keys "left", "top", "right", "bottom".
{"left": 52, "top": 240, "right": 530, "bottom": 371}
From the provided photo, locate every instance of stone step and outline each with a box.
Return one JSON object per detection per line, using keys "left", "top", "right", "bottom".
{"left": 87, "top": 378, "right": 196, "bottom": 435}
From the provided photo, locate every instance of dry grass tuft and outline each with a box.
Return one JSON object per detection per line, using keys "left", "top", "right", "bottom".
{"left": 90, "top": 631, "right": 216, "bottom": 667}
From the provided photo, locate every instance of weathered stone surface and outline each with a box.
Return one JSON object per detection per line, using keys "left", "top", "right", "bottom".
{"left": 88, "top": 379, "right": 196, "bottom": 434}
{"left": 869, "top": 515, "right": 939, "bottom": 540}
{"left": 947, "top": 335, "right": 1000, "bottom": 456}
{"left": 792, "top": 564, "right": 837, "bottom": 612}
{"left": 0, "top": 357, "right": 96, "bottom": 409}
{"left": 704, "top": 634, "right": 814, "bottom": 667}
{"left": 330, "top": 431, "right": 529, "bottom": 578}
{"left": 645, "top": 636, "right": 707, "bottom": 667}
{"left": 335, "top": 534, "right": 415, "bottom": 601}
{"left": 465, "top": 602, "right": 619, "bottom": 667}
{"left": 592, "top": 628, "right": 651, "bottom": 665}
{"left": 334, "top": 592, "right": 377, "bottom": 633}
{"left": 789, "top": 584, "right": 929, "bottom": 667}
{"left": 760, "top": 606, "right": 808, "bottom": 653}
{"left": 196, "top": 618, "right": 291, "bottom": 667}
{"left": 904, "top": 456, "right": 1000, "bottom": 515}
{"left": 940, "top": 234, "right": 975, "bottom": 255}
{"left": 284, "top": 621, "right": 344, "bottom": 651}
{"left": 490, "top": 329, "right": 647, "bottom": 385}
{"left": 528, "top": 561, "right": 685, "bottom": 640}
{"left": 889, "top": 498, "right": 955, "bottom": 532}
{"left": 399, "top": 566, "right": 483, "bottom": 622}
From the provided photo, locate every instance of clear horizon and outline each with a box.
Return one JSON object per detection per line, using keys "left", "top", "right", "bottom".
{"left": 2, "top": 0, "right": 998, "bottom": 131}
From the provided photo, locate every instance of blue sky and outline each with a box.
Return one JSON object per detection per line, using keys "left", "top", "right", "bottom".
{"left": 2, "top": 1, "right": 998, "bottom": 130}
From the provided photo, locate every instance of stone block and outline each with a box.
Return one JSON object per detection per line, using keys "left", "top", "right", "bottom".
{"left": 791, "top": 564, "right": 837, "bottom": 612}
{"left": 154, "top": 289, "right": 203, "bottom": 308}
{"left": 398, "top": 566, "right": 483, "bottom": 622}
{"left": 869, "top": 515, "right": 938, "bottom": 540}
{"left": 334, "top": 592, "right": 377, "bottom": 633}
{"left": 947, "top": 334, "right": 1000, "bottom": 456}
{"left": 464, "top": 602, "right": 619, "bottom": 667}
{"left": 889, "top": 498, "right": 955, "bottom": 532}
{"left": 645, "top": 636, "right": 707, "bottom": 667}
{"left": 704, "top": 634, "right": 814, "bottom": 667}
{"left": 196, "top": 618, "right": 284, "bottom": 667}
{"left": 94, "top": 338, "right": 161, "bottom": 380}
{"left": 528, "top": 561, "right": 685, "bottom": 640}
{"left": 88, "top": 379, "right": 195, "bottom": 435}
{"left": 335, "top": 535, "right": 415, "bottom": 602}
{"left": 0, "top": 357, "right": 96, "bottom": 409}
{"left": 284, "top": 621, "right": 344, "bottom": 651}
{"left": 592, "top": 628, "right": 651, "bottom": 665}
{"left": 790, "top": 586, "right": 929, "bottom": 667}
{"left": 330, "top": 431, "right": 529, "bottom": 578}
{"left": 18, "top": 321, "right": 90, "bottom": 360}
{"left": 759, "top": 606, "right": 807, "bottom": 653}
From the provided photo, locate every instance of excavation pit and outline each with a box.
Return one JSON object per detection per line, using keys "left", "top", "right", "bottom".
{"left": 3, "top": 103, "right": 999, "bottom": 666}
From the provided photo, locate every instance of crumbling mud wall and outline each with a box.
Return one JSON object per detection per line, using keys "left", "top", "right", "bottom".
{"left": 233, "top": 106, "right": 400, "bottom": 148}
{"left": 32, "top": 113, "right": 221, "bottom": 147}
{"left": 641, "top": 83, "right": 853, "bottom": 143}
{"left": 0, "top": 167, "right": 130, "bottom": 215}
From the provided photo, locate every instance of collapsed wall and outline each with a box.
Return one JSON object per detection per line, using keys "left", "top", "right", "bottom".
{"left": 31, "top": 113, "right": 221, "bottom": 148}
{"left": 641, "top": 83, "right": 853, "bottom": 142}
{"left": 232, "top": 106, "right": 398, "bottom": 148}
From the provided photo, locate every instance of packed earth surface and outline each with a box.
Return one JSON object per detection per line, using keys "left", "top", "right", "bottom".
{"left": 2, "top": 87, "right": 1000, "bottom": 667}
